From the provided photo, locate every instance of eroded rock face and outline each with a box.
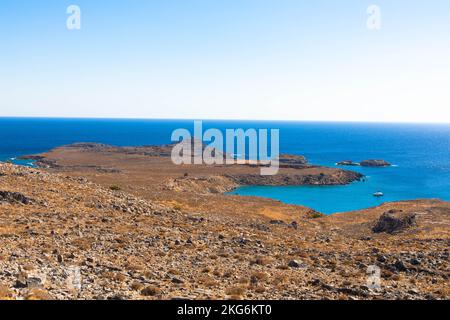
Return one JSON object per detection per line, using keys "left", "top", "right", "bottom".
{"left": 360, "top": 159, "right": 391, "bottom": 167}
{"left": 372, "top": 210, "right": 417, "bottom": 234}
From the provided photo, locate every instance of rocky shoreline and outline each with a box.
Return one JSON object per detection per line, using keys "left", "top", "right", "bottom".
{"left": 225, "top": 169, "right": 363, "bottom": 187}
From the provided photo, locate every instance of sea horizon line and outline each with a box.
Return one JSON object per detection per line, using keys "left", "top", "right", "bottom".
{"left": 1, "top": 116, "right": 450, "bottom": 126}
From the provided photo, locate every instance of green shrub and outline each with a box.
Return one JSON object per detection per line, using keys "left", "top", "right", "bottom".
{"left": 308, "top": 212, "right": 323, "bottom": 219}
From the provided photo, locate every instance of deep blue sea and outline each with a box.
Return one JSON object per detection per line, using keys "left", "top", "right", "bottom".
{"left": 1, "top": 118, "right": 449, "bottom": 214}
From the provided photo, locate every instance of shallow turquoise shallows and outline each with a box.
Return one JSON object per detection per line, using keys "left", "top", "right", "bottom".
{"left": 228, "top": 168, "right": 439, "bottom": 215}
{"left": 1, "top": 118, "right": 449, "bottom": 214}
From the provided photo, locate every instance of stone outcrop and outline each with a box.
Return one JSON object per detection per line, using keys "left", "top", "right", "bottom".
{"left": 372, "top": 210, "right": 417, "bottom": 234}
{"left": 0, "top": 191, "right": 34, "bottom": 205}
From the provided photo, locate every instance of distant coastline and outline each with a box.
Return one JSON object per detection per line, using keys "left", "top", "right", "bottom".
{"left": 1, "top": 118, "right": 450, "bottom": 214}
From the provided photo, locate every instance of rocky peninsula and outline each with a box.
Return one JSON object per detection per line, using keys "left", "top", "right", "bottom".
{"left": 0, "top": 143, "right": 448, "bottom": 300}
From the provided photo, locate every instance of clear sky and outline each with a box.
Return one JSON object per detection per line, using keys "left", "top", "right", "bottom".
{"left": 1, "top": 0, "right": 449, "bottom": 122}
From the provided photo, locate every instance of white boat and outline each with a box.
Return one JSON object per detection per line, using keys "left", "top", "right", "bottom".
{"left": 373, "top": 191, "right": 384, "bottom": 197}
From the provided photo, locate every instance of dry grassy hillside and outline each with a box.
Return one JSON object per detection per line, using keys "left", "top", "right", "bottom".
{"left": 1, "top": 162, "right": 449, "bottom": 300}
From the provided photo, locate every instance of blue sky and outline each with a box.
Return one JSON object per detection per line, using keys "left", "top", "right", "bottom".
{"left": 1, "top": 0, "right": 449, "bottom": 122}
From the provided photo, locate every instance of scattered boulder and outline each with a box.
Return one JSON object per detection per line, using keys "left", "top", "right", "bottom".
{"left": 250, "top": 223, "right": 271, "bottom": 232}
{"left": 13, "top": 275, "right": 44, "bottom": 289}
{"left": 0, "top": 191, "right": 34, "bottom": 205}
{"left": 372, "top": 211, "right": 417, "bottom": 234}
{"left": 288, "top": 260, "right": 301, "bottom": 268}
{"left": 288, "top": 260, "right": 307, "bottom": 269}
{"left": 14, "top": 279, "right": 28, "bottom": 289}
{"left": 141, "top": 285, "right": 161, "bottom": 296}
{"left": 171, "top": 277, "right": 184, "bottom": 284}
{"left": 393, "top": 260, "right": 408, "bottom": 272}
{"left": 290, "top": 221, "right": 298, "bottom": 230}
{"left": 26, "top": 277, "right": 44, "bottom": 289}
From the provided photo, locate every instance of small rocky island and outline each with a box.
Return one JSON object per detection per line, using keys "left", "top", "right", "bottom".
{"left": 360, "top": 159, "right": 391, "bottom": 167}
{"left": 337, "top": 159, "right": 391, "bottom": 167}
{"left": 336, "top": 160, "right": 360, "bottom": 166}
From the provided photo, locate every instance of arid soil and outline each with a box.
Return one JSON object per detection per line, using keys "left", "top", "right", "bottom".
{"left": 0, "top": 144, "right": 448, "bottom": 300}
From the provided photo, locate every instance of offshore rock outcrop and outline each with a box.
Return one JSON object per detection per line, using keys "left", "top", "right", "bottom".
{"left": 336, "top": 160, "right": 360, "bottom": 166}
{"left": 337, "top": 159, "right": 391, "bottom": 167}
{"left": 360, "top": 160, "right": 391, "bottom": 167}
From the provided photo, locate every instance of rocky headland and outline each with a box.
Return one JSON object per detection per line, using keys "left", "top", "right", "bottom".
{"left": 0, "top": 143, "right": 448, "bottom": 300}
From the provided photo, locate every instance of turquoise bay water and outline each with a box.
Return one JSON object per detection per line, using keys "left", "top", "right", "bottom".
{"left": 1, "top": 118, "right": 449, "bottom": 214}
{"left": 229, "top": 169, "right": 439, "bottom": 214}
